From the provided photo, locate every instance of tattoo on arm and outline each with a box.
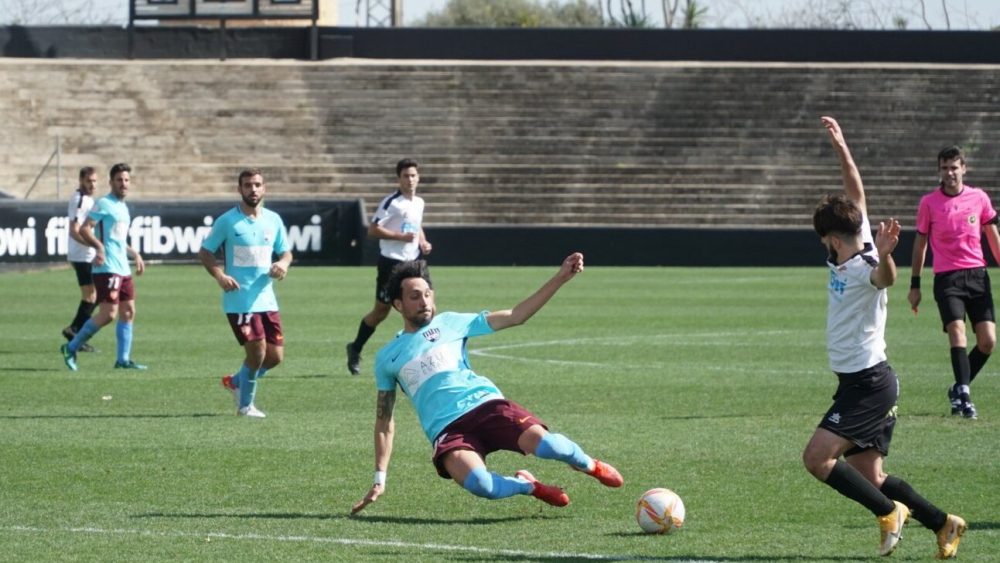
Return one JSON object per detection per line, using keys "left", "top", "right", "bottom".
{"left": 376, "top": 390, "right": 396, "bottom": 421}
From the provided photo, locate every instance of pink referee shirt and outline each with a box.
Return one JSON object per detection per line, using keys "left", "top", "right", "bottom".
{"left": 916, "top": 184, "right": 997, "bottom": 273}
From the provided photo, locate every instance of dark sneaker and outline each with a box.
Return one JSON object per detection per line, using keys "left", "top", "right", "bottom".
{"left": 114, "top": 360, "right": 147, "bottom": 370}
{"left": 959, "top": 402, "right": 978, "bottom": 420}
{"left": 947, "top": 385, "right": 961, "bottom": 415}
{"left": 515, "top": 470, "right": 569, "bottom": 507}
{"left": 60, "top": 343, "right": 78, "bottom": 371}
{"left": 63, "top": 327, "right": 96, "bottom": 352}
{"left": 346, "top": 342, "right": 362, "bottom": 375}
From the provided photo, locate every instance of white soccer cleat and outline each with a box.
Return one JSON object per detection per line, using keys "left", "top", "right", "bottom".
{"left": 237, "top": 405, "right": 266, "bottom": 418}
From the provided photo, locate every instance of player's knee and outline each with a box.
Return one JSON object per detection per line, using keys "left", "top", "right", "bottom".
{"left": 263, "top": 354, "right": 282, "bottom": 369}
{"left": 801, "top": 449, "right": 828, "bottom": 478}
{"left": 976, "top": 336, "right": 996, "bottom": 354}
{"left": 462, "top": 467, "right": 496, "bottom": 499}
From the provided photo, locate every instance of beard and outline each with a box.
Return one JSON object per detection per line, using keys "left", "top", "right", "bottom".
{"left": 242, "top": 193, "right": 262, "bottom": 208}
{"left": 409, "top": 308, "right": 434, "bottom": 328}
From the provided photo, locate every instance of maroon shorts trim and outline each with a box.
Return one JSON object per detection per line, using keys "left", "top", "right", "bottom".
{"left": 93, "top": 273, "right": 134, "bottom": 304}
{"left": 431, "top": 399, "right": 547, "bottom": 479}
{"left": 226, "top": 311, "right": 284, "bottom": 346}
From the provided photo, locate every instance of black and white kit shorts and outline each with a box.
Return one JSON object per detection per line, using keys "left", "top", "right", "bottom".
{"left": 818, "top": 361, "right": 898, "bottom": 457}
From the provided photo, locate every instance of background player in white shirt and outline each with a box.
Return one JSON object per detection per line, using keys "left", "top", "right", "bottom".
{"left": 802, "top": 117, "right": 964, "bottom": 559}
{"left": 62, "top": 166, "right": 99, "bottom": 353}
{"left": 346, "top": 158, "right": 432, "bottom": 375}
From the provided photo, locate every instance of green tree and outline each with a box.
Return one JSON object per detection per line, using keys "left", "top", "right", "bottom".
{"left": 417, "top": 0, "right": 602, "bottom": 28}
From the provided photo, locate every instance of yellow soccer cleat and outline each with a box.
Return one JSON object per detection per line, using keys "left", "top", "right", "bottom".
{"left": 878, "top": 501, "right": 910, "bottom": 556}
{"left": 935, "top": 514, "right": 967, "bottom": 559}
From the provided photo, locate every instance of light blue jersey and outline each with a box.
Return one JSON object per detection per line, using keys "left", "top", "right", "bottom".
{"left": 375, "top": 311, "right": 504, "bottom": 442}
{"left": 201, "top": 206, "right": 289, "bottom": 313}
{"left": 88, "top": 194, "right": 132, "bottom": 276}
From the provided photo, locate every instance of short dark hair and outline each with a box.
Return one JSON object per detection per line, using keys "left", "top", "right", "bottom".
{"left": 938, "top": 145, "right": 965, "bottom": 165}
{"left": 396, "top": 158, "right": 419, "bottom": 177}
{"left": 813, "top": 194, "right": 862, "bottom": 238}
{"left": 109, "top": 162, "right": 131, "bottom": 181}
{"left": 238, "top": 168, "right": 264, "bottom": 186}
{"left": 386, "top": 260, "right": 432, "bottom": 303}
{"left": 78, "top": 166, "right": 96, "bottom": 179}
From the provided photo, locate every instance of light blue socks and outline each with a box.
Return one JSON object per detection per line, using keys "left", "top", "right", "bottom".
{"left": 115, "top": 320, "right": 133, "bottom": 364}
{"left": 534, "top": 432, "right": 592, "bottom": 471}
{"left": 68, "top": 318, "right": 99, "bottom": 353}
{"left": 462, "top": 466, "right": 533, "bottom": 499}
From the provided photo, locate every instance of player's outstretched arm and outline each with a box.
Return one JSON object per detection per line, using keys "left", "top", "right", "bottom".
{"left": 486, "top": 252, "right": 584, "bottom": 332}
{"left": 352, "top": 390, "right": 396, "bottom": 514}
{"left": 821, "top": 116, "right": 866, "bottom": 214}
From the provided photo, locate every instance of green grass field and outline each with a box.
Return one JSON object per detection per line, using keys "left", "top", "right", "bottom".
{"left": 1, "top": 263, "right": 997, "bottom": 562}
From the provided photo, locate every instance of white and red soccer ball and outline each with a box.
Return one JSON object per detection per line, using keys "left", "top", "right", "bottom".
{"left": 635, "top": 488, "right": 685, "bottom": 534}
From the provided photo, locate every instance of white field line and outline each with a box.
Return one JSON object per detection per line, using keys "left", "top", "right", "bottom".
{"left": 469, "top": 331, "right": 798, "bottom": 368}
{"left": 2, "top": 525, "right": 718, "bottom": 562}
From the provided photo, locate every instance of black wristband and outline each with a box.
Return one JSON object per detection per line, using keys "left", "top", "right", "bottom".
{"left": 910, "top": 276, "right": 921, "bottom": 289}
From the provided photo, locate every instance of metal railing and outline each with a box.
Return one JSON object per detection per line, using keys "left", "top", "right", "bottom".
{"left": 24, "top": 135, "right": 61, "bottom": 200}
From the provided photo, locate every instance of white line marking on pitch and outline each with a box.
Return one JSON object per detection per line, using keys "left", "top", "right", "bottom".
{"left": 469, "top": 331, "right": 797, "bottom": 368}
{"left": 2, "top": 525, "right": 718, "bottom": 562}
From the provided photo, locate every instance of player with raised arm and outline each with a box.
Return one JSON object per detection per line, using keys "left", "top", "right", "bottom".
{"left": 802, "top": 117, "right": 965, "bottom": 558}
{"left": 351, "top": 253, "right": 622, "bottom": 514}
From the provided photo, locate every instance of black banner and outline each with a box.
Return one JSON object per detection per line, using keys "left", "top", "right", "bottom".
{"left": 0, "top": 199, "right": 365, "bottom": 266}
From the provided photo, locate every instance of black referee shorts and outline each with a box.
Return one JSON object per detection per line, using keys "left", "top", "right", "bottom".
{"left": 933, "top": 267, "right": 995, "bottom": 331}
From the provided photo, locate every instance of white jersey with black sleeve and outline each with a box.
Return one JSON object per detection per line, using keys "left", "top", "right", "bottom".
{"left": 66, "top": 189, "right": 96, "bottom": 263}
{"left": 825, "top": 215, "right": 888, "bottom": 374}
{"left": 372, "top": 190, "right": 425, "bottom": 261}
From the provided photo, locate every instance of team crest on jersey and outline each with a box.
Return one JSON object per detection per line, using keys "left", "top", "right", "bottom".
{"left": 422, "top": 328, "right": 441, "bottom": 342}
{"left": 968, "top": 215, "right": 978, "bottom": 225}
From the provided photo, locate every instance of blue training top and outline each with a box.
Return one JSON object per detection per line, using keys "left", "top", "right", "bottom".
{"left": 201, "top": 205, "right": 289, "bottom": 313}
{"left": 374, "top": 311, "right": 504, "bottom": 442}
{"left": 89, "top": 194, "right": 132, "bottom": 276}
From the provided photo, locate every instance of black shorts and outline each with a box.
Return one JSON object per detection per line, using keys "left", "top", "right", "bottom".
{"left": 71, "top": 261, "right": 93, "bottom": 287}
{"left": 375, "top": 256, "right": 403, "bottom": 304}
{"left": 818, "top": 361, "right": 898, "bottom": 457}
{"left": 933, "top": 268, "right": 995, "bottom": 331}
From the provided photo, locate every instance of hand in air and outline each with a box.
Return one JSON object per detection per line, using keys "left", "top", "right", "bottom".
{"left": 875, "top": 218, "right": 900, "bottom": 257}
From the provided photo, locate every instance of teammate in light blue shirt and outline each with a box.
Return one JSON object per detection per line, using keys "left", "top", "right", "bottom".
{"left": 352, "top": 253, "right": 623, "bottom": 514}
{"left": 199, "top": 168, "right": 292, "bottom": 418}
{"left": 61, "top": 163, "right": 148, "bottom": 371}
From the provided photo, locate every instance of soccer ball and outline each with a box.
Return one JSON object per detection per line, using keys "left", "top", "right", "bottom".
{"left": 635, "top": 488, "right": 685, "bottom": 534}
